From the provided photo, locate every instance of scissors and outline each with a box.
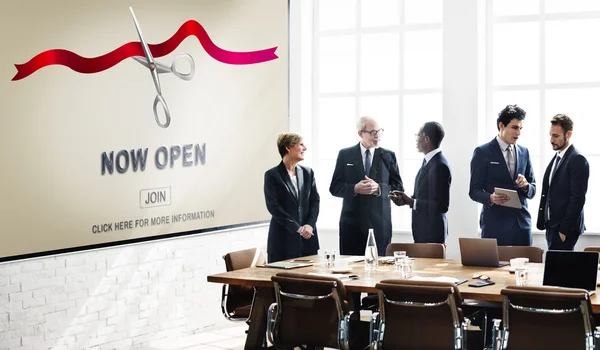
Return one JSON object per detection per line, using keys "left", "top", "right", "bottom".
{"left": 129, "top": 8, "right": 195, "bottom": 128}
{"left": 132, "top": 54, "right": 195, "bottom": 81}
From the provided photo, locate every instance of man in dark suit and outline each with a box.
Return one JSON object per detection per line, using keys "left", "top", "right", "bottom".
{"left": 391, "top": 122, "right": 451, "bottom": 244}
{"left": 537, "top": 114, "right": 589, "bottom": 251}
{"left": 469, "top": 105, "right": 536, "bottom": 246}
{"left": 264, "top": 133, "right": 320, "bottom": 263}
{"left": 330, "top": 116, "right": 403, "bottom": 257}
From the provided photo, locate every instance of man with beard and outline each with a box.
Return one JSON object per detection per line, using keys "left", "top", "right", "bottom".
{"left": 537, "top": 114, "right": 589, "bottom": 251}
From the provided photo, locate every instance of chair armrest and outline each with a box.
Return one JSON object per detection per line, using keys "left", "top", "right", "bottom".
{"left": 459, "top": 318, "right": 470, "bottom": 350}
{"left": 369, "top": 311, "right": 381, "bottom": 349}
{"left": 266, "top": 303, "right": 278, "bottom": 346}
{"left": 340, "top": 312, "right": 353, "bottom": 350}
{"left": 491, "top": 318, "right": 503, "bottom": 350}
{"left": 221, "top": 285, "right": 231, "bottom": 319}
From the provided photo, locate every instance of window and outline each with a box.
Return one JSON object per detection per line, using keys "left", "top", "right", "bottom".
{"left": 487, "top": 0, "right": 600, "bottom": 231}
{"left": 313, "top": 0, "right": 443, "bottom": 230}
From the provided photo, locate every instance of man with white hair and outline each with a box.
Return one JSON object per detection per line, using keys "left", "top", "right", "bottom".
{"left": 330, "top": 116, "right": 403, "bottom": 257}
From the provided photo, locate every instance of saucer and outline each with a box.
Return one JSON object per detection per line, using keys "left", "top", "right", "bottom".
{"left": 508, "top": 266, "right": 527, "bottom": 274}
{"left": 330, "top": 267, "right": 352, "bottom": 273}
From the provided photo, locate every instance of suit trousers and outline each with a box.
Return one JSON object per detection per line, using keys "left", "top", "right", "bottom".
{"left": 267, "top": 242, "right": 318, "bottom": 263}
{"left": 339, "top": 222, "right": 389, "bottom": 257}
{"left": 545, "top": 223, "right": 579, "bottom": 251}
{"left": 486, "top": 219, "right": 532, "bottom": 246}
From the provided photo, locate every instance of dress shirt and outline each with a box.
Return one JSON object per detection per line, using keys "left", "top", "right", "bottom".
{"left": 549, "top": 143, "right": 571, "bottom": 186}
{"left": 413, "top": 148, "right": 442, "bottom": 210}
{"left": 359, "top": 142, "right": 376, "bottom": 172}
{"left": 358, "top": 142, "right": 380, "bottom": 196}
{"left": 496, "top": 136, "right": 515, "bottom": 176}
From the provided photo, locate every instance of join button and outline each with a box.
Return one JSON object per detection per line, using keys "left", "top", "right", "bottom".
{"left": 140, "top": 187, "right": 171, "bottom": 208}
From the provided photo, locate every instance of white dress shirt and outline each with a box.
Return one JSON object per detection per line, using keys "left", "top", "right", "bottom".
{"left": 359, "top": 142, "right": 380, "bottom": 196}
{"left": 496, "top": 136, "right": 515, "bottom": 173}
{"left": 549, "top": 143, "right": 571, "bottom": 186}
{"left": 413, "top": 148, "right": 442, "bottom": 210}
{"left": 359, "top": 142, "right": 376, "bottom": 172}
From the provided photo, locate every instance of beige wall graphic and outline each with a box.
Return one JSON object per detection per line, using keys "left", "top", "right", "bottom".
{"left": 0, "top": 0, "right": 288, "bottom": 259}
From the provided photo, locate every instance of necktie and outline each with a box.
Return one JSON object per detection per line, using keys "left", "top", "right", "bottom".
{"left": 507, "top": 146, "right": 515, "bottom": 178}
{"left": 550, "top": 155, "right": 562, "bottom": 181}
{"left": 546, "top": 155, "right": 562, "bottom": 221}
{"left": 414, "top": 159, "right": 426, "bottom": 195}
{"left": 365, "top": 149, "right": 371, "bottom": 176}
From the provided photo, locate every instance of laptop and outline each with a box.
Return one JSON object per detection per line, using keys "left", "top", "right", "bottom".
{"left": 459, "top": 238, "right": 509, "bottom": 267}
{"left": 543, "top": 250, "right": 599, "bottom": 294}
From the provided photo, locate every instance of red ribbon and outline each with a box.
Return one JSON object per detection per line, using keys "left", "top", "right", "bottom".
{"left": 12, "top": 20, "right": 278, "bottom": 81}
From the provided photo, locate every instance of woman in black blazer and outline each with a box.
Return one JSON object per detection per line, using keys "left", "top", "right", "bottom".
{"left": 264, "top": 133, "right": 320, "bottom": 263}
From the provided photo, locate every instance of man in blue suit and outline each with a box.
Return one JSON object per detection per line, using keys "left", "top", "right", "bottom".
{"left": 537, "top": 114, "right": 589, "bottom": 251}
{"left": 469, "top": 105, "right": 536, "bottom": 246}
{"left": 391, "top": 122, "right": 451, "bottom": 244}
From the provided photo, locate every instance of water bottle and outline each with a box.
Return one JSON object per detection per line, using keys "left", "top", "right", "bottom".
{"left": 364, "top": 229, "right": 379, "bottom": 272}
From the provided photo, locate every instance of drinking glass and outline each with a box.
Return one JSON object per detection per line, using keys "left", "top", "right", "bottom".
{"left": 394, "top": 251, "right": 407, "bottom": 270}
{"left": 325, "top": 250, "right": 337, "bottom": 268}
{"left": 401, "top": 258, "right": 414, "bottom": 278}
{"left": 515, "top": 267, "right": 528, "bottom": 286}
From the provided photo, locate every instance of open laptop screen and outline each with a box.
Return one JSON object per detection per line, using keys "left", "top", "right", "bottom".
{"left": 459, "top": 238, "right": 508, "bottom": 267}
{"left": 543, "top": 250, "right": 600, "bottom": 292}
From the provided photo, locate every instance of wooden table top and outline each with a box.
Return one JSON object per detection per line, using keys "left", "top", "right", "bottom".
{"left": 207, "top": 255, "right": 600, "bottom": 311}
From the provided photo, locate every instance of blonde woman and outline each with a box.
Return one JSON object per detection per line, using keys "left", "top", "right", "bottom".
{"left": 264, "top": 133, "right": 320, "bottom": 263}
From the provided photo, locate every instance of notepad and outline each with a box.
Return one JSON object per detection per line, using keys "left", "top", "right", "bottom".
{"left": 260, "top": 261, "right": 313, "bottom": 269}
{"left": 409, "top": 276, "right": 468, "bottom": 285}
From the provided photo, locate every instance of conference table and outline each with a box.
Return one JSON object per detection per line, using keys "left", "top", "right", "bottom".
{"left": 207, "top": 255, "right": 600, "bottom": 349}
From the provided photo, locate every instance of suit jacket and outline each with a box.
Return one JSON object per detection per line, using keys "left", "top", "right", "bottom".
{"left": 412, "top": 152, "right": 451, "bottom": 244}
{"left": 536, "top": 145, "right": 589, "bottom": 237}
{"left": 264, "top": 162, "right": 320, "bottom": 262}
{"left": 329, "top": 143, "right": 403, "bottom": 254}
{"left": 469, "top": 138, "right": 536, "bottom": 244}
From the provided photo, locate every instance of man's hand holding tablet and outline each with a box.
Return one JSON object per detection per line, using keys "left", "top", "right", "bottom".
{"left": 493, "top": 187, "right": 522, "bottom": 209}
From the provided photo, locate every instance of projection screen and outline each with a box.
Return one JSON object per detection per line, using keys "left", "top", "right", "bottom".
{"left": 0, "top": 0, "right": 288, "bottom": 260}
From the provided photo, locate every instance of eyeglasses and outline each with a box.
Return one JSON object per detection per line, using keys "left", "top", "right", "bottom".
{"left": 361, "top": 128, "right": 384, "bottom": 137}
{"left": 472, "top": 273, "right": 490, "bottom": 281}
{"left": 414, "top": 133, "right": 426, "bottom": 140}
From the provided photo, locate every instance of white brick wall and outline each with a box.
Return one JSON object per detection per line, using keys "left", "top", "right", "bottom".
{"left": 0, "top": 225, "right": 268, "bottom": 350}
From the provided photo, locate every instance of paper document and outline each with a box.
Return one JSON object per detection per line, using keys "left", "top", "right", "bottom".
{"left": 340, "top": 256, "right": 364, "bottom": 263}
{"left": 307, "top": 272, "right": 359, "bottom": 280}
{"left": 261, "top": 261, "right": 312, "bottom": 269}
{"left": 410, "top": 276, "right": 468, "bottom": 285}
{"left": 494, "top": 187, "right": 522, "bottom": 209}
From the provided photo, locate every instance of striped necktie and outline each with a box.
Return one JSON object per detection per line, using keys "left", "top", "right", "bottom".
{"left": 507, "top": 145, "right": 515, "bottom": 178}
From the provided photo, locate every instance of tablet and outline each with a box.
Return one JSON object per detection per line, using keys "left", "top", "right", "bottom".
{"left": 494, "top": 187, "right": 522, "bottom": 209}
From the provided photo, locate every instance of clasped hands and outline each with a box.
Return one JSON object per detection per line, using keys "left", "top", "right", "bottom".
{"left": 354, "top": 176, "right": 380, "bottom": 195}
{"left": 298, "top": 224, "right": 313, "bottom": 239}
{"left": 388, "top": 190, "right": 414, "bottom": 208}
{"left": 490, "top": 174, "right": 529, "bottom": 205}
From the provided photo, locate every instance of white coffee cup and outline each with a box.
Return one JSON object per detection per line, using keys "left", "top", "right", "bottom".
{"left": 335, "top": 259, "right": 349, "bottom": 269}
{"left": 510, "top": 257, "right": 529, "bottom": 269}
